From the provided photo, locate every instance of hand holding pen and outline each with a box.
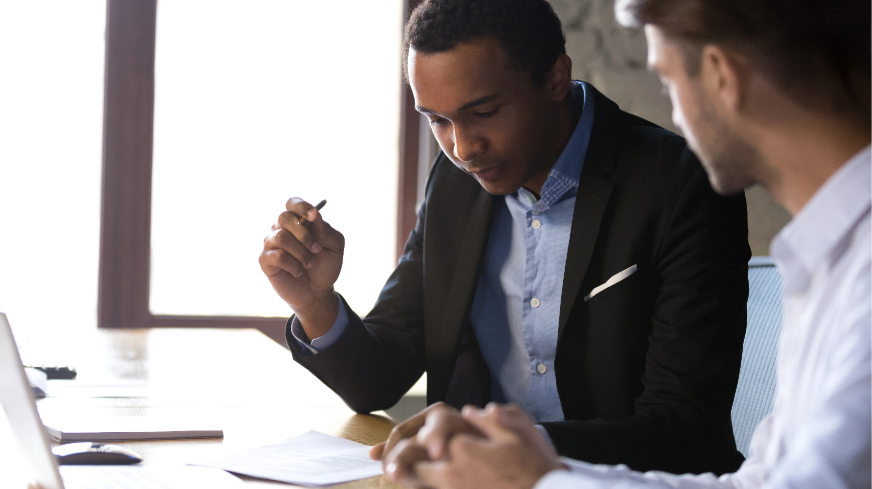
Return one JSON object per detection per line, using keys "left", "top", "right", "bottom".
{"left": 259, "top": 197, "right": 345, "bottom": 339}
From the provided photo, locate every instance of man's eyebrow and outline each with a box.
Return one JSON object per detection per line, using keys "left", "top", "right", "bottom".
{"left": 457, "top": 93, "right": 502, "bottom": 111}
{"left": 415, "top": 93, "right": 502, "bottom": 115}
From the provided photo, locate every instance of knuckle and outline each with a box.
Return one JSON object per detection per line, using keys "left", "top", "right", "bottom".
{"left": 278, "top": 211, "right": 294, "bottom": 228}
{"left": 429, "top": 402, "right": 447, "bottom": 412}
{"left": 277, "top": 250, "right": 300, "bottom": 273}
{"left": 274, "top": 229, "right": 290, "bottom": 248}
{"left": 396, "top": 424, "right": 414, "bottom": 438}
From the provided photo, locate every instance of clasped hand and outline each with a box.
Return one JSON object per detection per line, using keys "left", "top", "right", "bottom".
{"left": 373, "top": 403, "right": 567, "bottom": 489}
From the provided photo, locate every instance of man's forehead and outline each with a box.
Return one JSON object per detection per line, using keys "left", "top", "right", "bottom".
{"left": 408, "top": 40, "right": 518, "bottom": 114}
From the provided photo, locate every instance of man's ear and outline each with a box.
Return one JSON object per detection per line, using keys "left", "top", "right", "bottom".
{"left": 700, "top": 45, "right": 747, "bottom": 113}
{"left": 545, "top": 53, "right": 573, "bottom": 101}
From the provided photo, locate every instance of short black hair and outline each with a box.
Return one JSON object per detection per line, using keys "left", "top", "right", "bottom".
{"left": 403, "top": 0, "right": 566, "bottom": 86}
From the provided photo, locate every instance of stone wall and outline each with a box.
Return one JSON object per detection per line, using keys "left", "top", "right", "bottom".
{"left": 551, "top": 0, "right": 791, "bottom": 255}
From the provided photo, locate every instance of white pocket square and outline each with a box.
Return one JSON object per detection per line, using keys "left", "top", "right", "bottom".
{"left": 584, "top": 265, "right": 638, "bottom": 302}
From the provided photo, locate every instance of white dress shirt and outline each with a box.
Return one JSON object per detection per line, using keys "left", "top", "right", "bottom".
{"left": 535, "top": 145, "right": 872, "bottom": 489}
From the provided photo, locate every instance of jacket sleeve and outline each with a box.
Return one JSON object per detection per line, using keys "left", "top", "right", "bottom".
{"left": 286, "top": 181, "right": 433, "bottom": 414}
{"left": 544, "top": 150, "right": 751, "bottom": 475}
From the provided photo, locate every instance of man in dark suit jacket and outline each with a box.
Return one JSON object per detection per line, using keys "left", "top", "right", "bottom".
{"left": 259, "top": 0, "right": 749, "bottom": 476}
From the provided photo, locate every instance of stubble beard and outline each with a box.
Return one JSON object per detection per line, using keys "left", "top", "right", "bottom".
{"left": 688, "top": 94, "right": 761, "bottom": 196}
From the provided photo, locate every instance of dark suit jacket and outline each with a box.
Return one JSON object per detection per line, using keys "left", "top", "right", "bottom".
{"left": 287, "top": 85, "right": 750, "bottom": 475}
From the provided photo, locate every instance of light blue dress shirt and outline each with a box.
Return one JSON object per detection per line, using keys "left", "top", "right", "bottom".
{"left": 291, "top": 83, "right": 596, "bottom": 424}
{"left": 469, "top": 82, "right": 594, "bottom": 422}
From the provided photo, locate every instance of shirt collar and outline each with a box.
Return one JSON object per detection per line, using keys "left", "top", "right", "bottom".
{"left": 772, "top": 145, "right": 871, "bottom": 293}
{"left": 517, "top": 81, "right": 596, "bottom": 211}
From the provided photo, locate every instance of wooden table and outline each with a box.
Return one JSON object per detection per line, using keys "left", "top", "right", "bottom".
{"left": 0, "top": 328, "right": 400, "bottom": 488}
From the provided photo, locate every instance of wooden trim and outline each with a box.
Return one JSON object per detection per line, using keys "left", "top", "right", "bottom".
{"left": 397, "top": 84, "right": 421, "bottom": 260}
{"left": 98, "top": 0, "right": 157, "bottom": 330}
{"left": 396, "top": 0, "right": 425, "bottom": 261}
{"left": 149, "top": 316, "right": 289, "bottom": 346}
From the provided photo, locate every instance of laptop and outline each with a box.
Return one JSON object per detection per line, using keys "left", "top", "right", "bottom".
{"left": 0, "top": 313, "right": 241, "bottom": 489}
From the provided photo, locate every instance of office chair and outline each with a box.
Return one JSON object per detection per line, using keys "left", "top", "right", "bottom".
{"left": 731, "top": 256, "right": 784, "bottom": 456}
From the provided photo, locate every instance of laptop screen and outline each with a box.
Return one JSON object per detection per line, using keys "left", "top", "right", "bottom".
{"left": 0, "top": 312, "right": 65, "bottom": 489}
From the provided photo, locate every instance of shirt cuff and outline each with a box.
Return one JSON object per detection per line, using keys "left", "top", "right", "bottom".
{"left": 533, "top": 459, "right": 607, "bottom": 489}
{"left": 533, "top": 469, "right": 595, "bottom": 489}
{"left": 289, "top": 293, "right": 349, "bottom": 354}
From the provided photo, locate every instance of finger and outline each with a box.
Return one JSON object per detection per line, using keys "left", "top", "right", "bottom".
{"left": 278, "top": 211, "right": 323, "bottom": 252}
{"left": 460, "top": 404, "right": 524, "bottom": 444}
{"left": 268, "top": 228, "right": 317, "bottom": 270}
{"left": 285, "top": 197, "right": 321, "bottom": 223}
{"left": 283, "top": 198, "right": 343, "bottom": 253}
{"left": 383, "top": 438, "right": 430, "bottom": 485}
{"left": 369, "top": 443, "right": 385, "bottom": 460}
{"left": 380, "top": 412, "right": 429, "bottom": 466}
{"left": 489, "top": 404, "right": 561, "bottom": 458}
{"left": 259, "top": 248, "right": 305, "bottom": 278}
{"left": 445, "top": 432, "right": 492, "bottom": 465}
{"left": 414, "top": 459, "right": 450, "bottom": 489}
{"left": 308, "top": 216, "right": 345, "bottom": 254}
{"left": 417, "top": 407, "right": 481, "bottom": 460}
{"left": 489, "top": 404, "right": 544, "bottom": 444}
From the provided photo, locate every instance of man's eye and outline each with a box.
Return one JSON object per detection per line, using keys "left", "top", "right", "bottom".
{"left": 475, "top": 108, "right": 499, "bottom": 118}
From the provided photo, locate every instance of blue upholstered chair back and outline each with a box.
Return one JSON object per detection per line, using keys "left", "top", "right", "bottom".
{"left": 731, "top": 256, "right": 784, "bottom": 456}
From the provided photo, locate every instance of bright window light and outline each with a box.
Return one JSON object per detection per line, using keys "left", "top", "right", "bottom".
{"left": 0, "top": 2, "right": 106, "bottom": 336}
{"left": 150, "top": 1, "right": 402, "bottom": 317}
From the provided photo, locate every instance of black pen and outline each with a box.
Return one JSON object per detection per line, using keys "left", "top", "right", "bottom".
{"left": 298, "top": 199, "right": 327, "bottom": 225}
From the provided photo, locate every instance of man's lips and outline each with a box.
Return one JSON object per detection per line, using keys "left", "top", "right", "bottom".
{"left": 466, "top": 163, "right": 505, "bottom": 182}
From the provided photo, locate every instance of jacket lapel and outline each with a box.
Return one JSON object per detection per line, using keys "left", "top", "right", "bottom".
{"left": 558, "top": 87, "right": 620, "bottom": 341}
{"left": 428, "top": 187, "right": 495, "bottom": 400}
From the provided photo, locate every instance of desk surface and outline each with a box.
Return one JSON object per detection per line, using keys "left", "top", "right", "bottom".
{"left": 0, "top": 327, "right": 401, "bottom": 488}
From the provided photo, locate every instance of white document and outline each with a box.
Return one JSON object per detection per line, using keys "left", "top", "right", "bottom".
{"left": 192, "top": 430, "right": 383, "bottom": 487}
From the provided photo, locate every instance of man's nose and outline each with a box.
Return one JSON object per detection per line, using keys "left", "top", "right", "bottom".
{"left": 453, "top": 125, "right": 485, "bottom": 162}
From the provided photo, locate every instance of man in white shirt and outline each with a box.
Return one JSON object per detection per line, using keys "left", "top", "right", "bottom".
{"left": 381, "top": 0, "right": 871, "bottom": 487}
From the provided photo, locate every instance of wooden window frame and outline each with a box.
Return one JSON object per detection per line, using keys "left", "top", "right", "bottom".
{"left": 97, "top": 0, "right": 424, "bottom": 345}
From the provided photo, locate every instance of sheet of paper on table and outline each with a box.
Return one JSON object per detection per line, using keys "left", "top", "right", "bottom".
{"left": 191, "top": 430, "right": 383, "bottom": 487}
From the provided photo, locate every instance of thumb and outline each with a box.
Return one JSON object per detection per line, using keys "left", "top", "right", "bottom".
{"left": 311, "top": 217, "right": 345, "bottom": 254}
{"left": 460, "top": 404, "right": 522, "bottom": 443}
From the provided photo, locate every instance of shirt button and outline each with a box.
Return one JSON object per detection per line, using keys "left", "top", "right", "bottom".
{"left": 531, "top": 298, "right": 540, "bottom": 308}
{"left": 537, "top": 364, "right": 547, "bottom": 374}
{"left": 532, "top": 219, "right": 541, "bottom": 229}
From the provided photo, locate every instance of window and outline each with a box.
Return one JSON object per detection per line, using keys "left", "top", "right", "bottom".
{"left": 0, "top": 2, "right": 425, "bottom": 345}
{"left": 98, "top": 1, "right": 424, "bottom": 344}
{"left": 0, "top": 1, "right": 106, "bottom": 338}
{"left": 149, "top": 1, "right": 402, "bottom": 318}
